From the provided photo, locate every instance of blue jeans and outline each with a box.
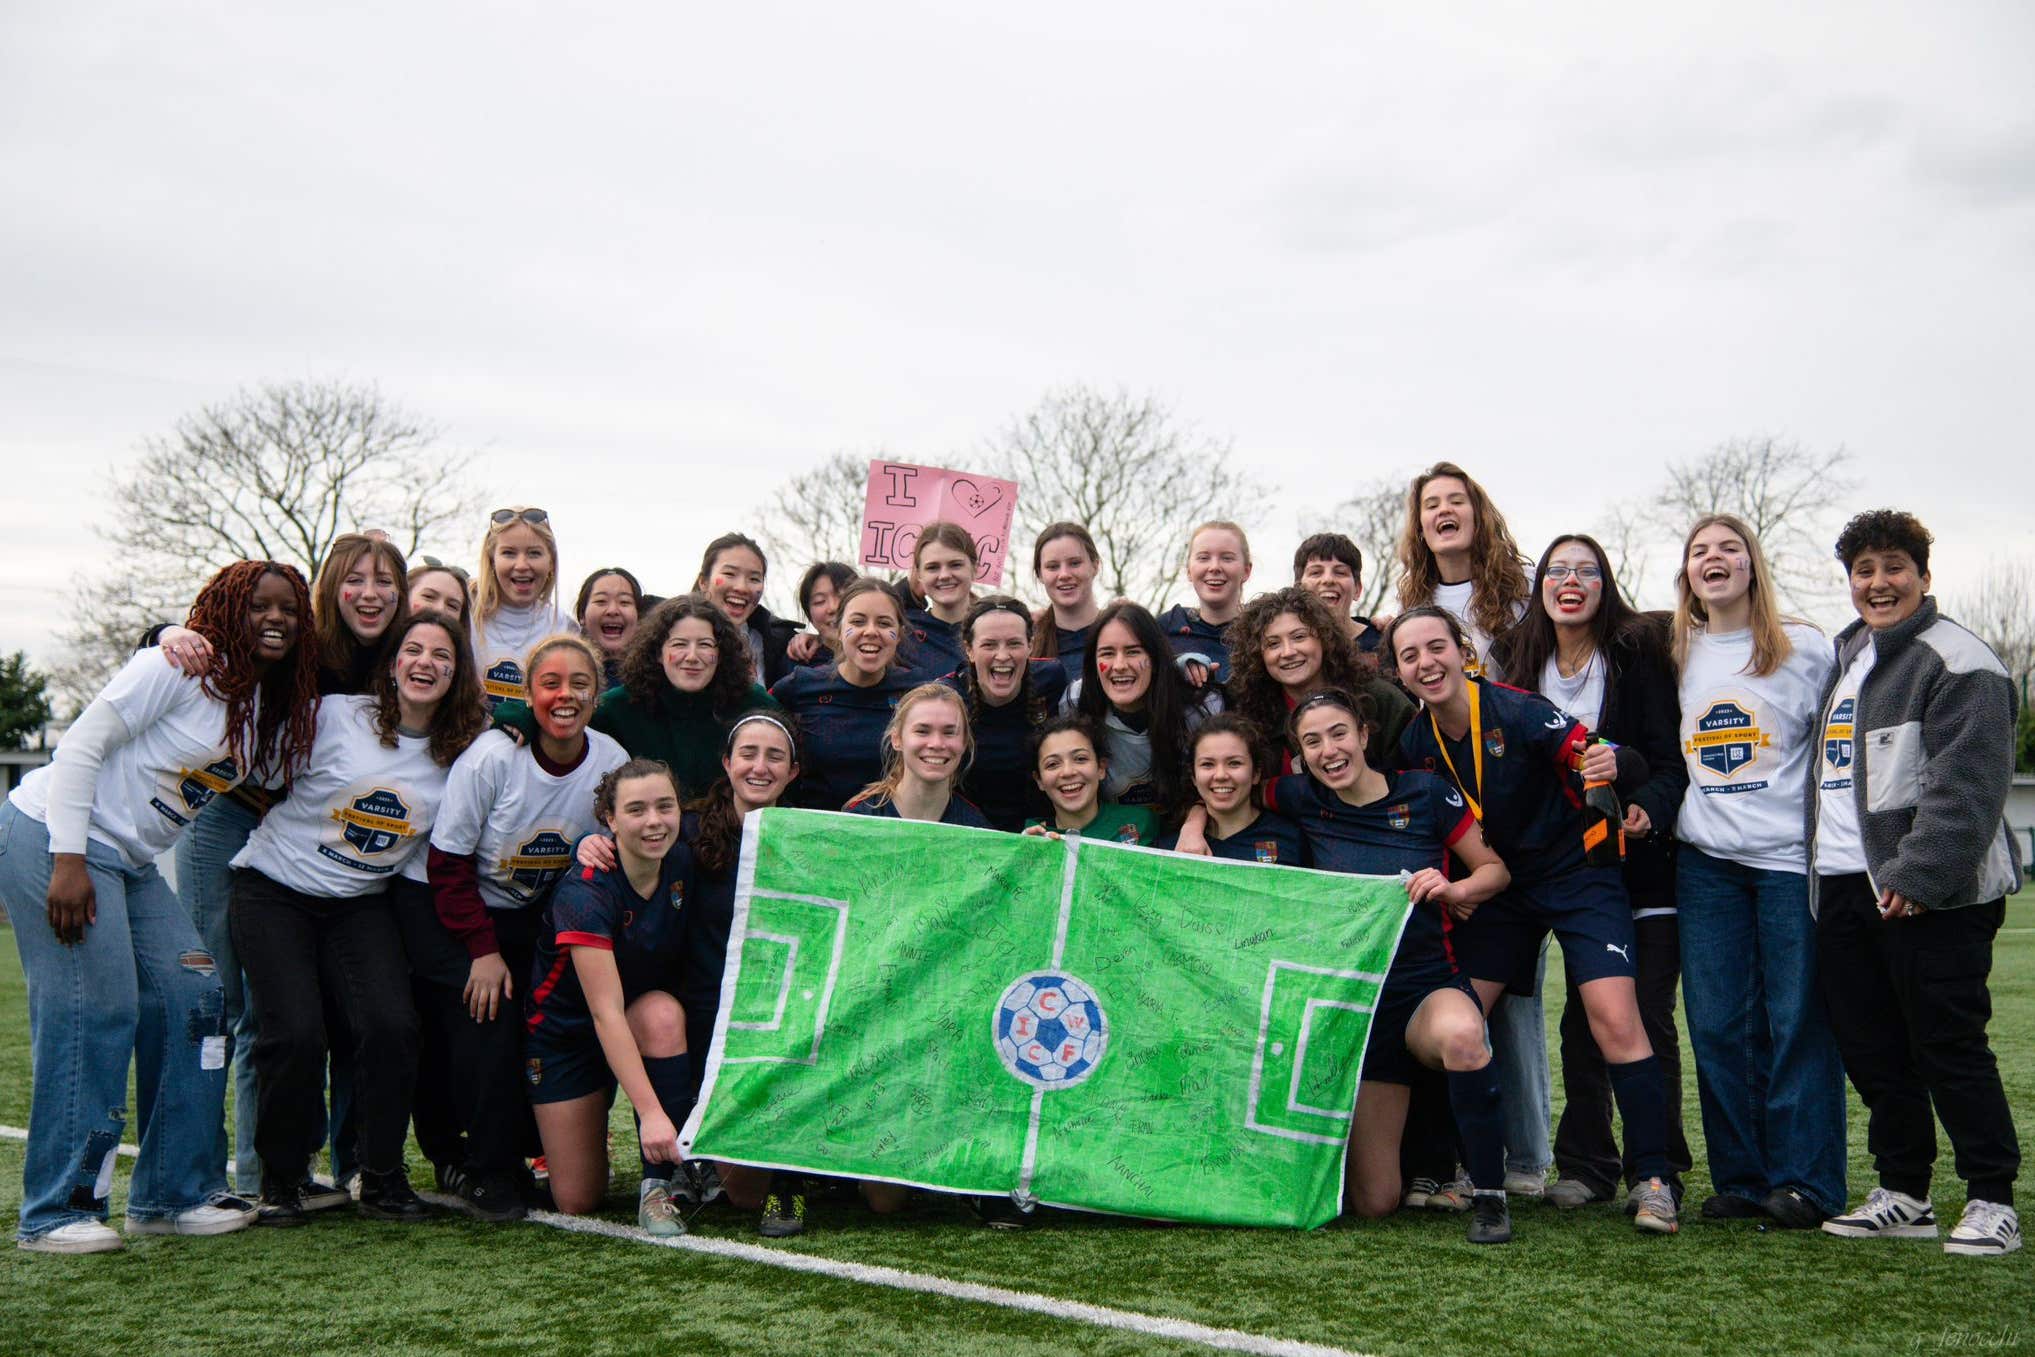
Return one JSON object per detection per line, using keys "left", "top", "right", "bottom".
{"left": 0, "top": 802, "right": 229, "bottom": 1239}
{"left": 1491, "top": 942, "right": 1553, "bottom": 1176}
{"left": 1677, "top": 844, "right": 1848, "bottom": 1212}
{"left": 176, "top": 795, "right": 263, "bottom": 1194}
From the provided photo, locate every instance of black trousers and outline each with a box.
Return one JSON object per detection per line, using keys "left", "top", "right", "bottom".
{"left": 391, "top": 884, "right": 541, "bottom": 1177}
{"left": 1552, "top": 912, "right": 1692, "bottom": 1197}
{"left": 1816, "top": 874, "right": 2020, "bottom": 1204}
{"left": 229, "top": 869, "right": 418, "bottom": 1182}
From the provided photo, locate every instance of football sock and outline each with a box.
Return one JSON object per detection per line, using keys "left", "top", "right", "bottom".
{"left": 1607, "top": 1055, "right": 1668, "bottom": 1181}
{"left": 638, "top": 1052, "right": 693, "bottom": 1183}
{"left": 1446, "top": 1066, "right": 1506, "bottom": 1192}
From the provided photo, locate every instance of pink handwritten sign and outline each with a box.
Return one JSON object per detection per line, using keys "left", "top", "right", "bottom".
{"left": 859, "top": 460, "right": 1020, "bottom": 586}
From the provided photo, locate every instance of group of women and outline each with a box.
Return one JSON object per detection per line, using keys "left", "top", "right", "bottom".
{"left": 5, "top": 463, "right": 2019, "bottom": 1259}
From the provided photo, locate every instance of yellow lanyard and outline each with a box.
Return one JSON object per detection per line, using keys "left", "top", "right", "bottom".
{"left": 1429, "top": 679, "right": 1485, "bottom": 823}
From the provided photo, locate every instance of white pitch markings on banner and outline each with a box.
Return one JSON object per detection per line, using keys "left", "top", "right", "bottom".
{"left": 1050, "top": 832, "right": 1080, "bottom": 968}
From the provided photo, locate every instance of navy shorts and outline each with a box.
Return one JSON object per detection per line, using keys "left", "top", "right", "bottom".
{"left": 1450, "top": 865, "right": 1636, "bottom": 997}
{"left": 1361, "top": 971, "right": 1480, "bottom": 1085}
{"left": 523, "top": 1023, "right": 618, "bottom": 1106}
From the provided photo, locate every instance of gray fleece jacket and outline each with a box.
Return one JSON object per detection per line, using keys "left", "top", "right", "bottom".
{"left": 1804, "top": 597, "right": 2023, "bottom": 916}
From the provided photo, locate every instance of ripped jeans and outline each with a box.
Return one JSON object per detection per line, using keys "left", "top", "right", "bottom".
{"left": 0, "top": 801, "right": 230, "bottom": 1239}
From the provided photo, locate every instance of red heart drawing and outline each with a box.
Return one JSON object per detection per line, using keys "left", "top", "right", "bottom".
{"left": 951, "top": 478, "right": 1004, "bottom": 519}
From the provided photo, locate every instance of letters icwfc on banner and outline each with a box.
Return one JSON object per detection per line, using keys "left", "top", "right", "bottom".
{"left": 858, "top": 460, "right": 1019, "bottom": 585}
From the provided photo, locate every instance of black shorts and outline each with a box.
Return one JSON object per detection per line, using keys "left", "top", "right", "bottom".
{"left": 1451, "top": 865, "right": 1636, "bottom": 997}
{"left": 1361, "top": 972, "right": 1480, "bottom": 1085}
{"left": 523, "top": 1022, "right": 618, "bottom": 1106}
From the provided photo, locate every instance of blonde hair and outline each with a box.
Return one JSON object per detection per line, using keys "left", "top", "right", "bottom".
{"left": 474, "top": 508, "right": 561, "bottom": 622}
{"left": 1394, "top": 462, "right": 1529, "bottom": 638}
{"left": 1188, "top": 520, "right": 1251, "bottom": 566}
{"left": 1670, "top": 513, "right": 1806, "bottom": 678}
{"left": 854, "top": 683, "right": 975, "bottom": 807}
{"left": 912, "top": 521, "right": 980, "bottom": 572}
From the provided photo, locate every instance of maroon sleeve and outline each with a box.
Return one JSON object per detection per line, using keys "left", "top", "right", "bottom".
{"left": 427, "top": 847, "right": 499, "bottom": 960}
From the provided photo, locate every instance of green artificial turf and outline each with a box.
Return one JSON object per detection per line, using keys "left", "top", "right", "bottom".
{"left": 2, "top": 905, "right": 2030, "bottom": 1357}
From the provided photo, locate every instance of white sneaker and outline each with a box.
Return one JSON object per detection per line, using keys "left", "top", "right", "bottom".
{"left": 20, "top": 1220, "right": 125, "bottom": 1254}
{"left": 1821, "top": 1187, "right": 1937, "bottom": 1239}
{"left": 303, "top": 1179, "right": 352, "bottom": 1213}
{"left": 126, "top": 1194, "right": 259, "bottom": 1237}
{"left": 1503, "top": 1169, "right": 1548, "bottom": 1199}
{"left": 1944, "top": 1200, "right": 2021, "bottom": 1258}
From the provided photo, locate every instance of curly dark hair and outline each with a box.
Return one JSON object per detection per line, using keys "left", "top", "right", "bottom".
{"left": 1834, "top": 509, "right": 1933, "bottom": 576}
{"left": 186, "top": 561, "right": 322, "bottom": 789}
{"left": 695, "top": 709, "right": 802, "bottom": 874}
{"left": 620, "top": 594, "right": 754, "bottom": 714}
{"left": 369, "top": 610, "right": 487, "bottom": 767}
{"left": 1228, "top": 586, "right": 1378, "bottom": 757}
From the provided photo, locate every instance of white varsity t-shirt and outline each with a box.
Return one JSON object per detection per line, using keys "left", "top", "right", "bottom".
{"left": 1540, "top": 651, "right": 1607, "bottom": 731}
{"left": 470, "top": 600, "right": 576, "bottom": 711}
{"left": 1429, "top": 581, "right": 1524, "bottom": 681}
{"left": 10, "top": 649, "right": 250, "bottom": 868}
{"left": 1675, "top": 623, "right": 1834, "bottom": 873}
{"left": 430, "top": 728, "right": 627, "bottom": 910}
{"left": 1812, "top": 642, "right": 1876, "bottom": 876}
{"left": 231, "top": 695, "right": 448, "bottom": 897}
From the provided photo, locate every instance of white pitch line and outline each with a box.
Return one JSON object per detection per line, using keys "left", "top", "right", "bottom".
{"left": 0, "top": 1126, "right": 1371, "bottom": 1357}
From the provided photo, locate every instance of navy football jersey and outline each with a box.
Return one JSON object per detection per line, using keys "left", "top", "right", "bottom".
{"left": 1156, "top": 808, "right": 1308, "bottom": 865}
{"left": 843, "top": 791, "right": 992, "bottom": 828}
{"left": 526, "top": 841, "right": 694, "bottom": 1039}
{"left": 1156, "top": 605, "right": 1234, "bottom": 684}
{"left": 1052, "top": 623, "right": 1096, "bottom": 681}
{"left": 769, "top": 663, "right": 924, "bottom": 811}
{"left": 1397, "top": 677, "right": 1588, "bottom": 883}
{"left": 938, "top": 661, "right": 1068, "bottom": 832}
{"left": 1264, "top": 769, "right": 1473, "bottom": 980}
{"left": 902, "top": 607, "right": 966, "bottom": 679}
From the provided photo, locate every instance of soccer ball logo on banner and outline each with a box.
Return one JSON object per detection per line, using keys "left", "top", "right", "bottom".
{"left": 995, "top": 972, "right": 1107, "bottom": 1088}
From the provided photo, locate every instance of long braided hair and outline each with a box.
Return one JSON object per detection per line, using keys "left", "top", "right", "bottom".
{"left": 184, "top": 561, "right": 322, "bottom": 787}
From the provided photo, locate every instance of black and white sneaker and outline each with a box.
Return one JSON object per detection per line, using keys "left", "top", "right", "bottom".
{"left": 1761, "top": 1187, "right": 1828, "bottom": 1230}
{"left": 1401, "top": 1176, "right": 1441, "bottom": 1210}
{"left": 1467, "top": 1192, "right": 1512, "bottom": 1245}
{"left": 1821, "top": 1187, "right": 1937, "bottom": 1239}
{"left": 458, "top": 1171, "right": 529, "bottom": 1223}
{"left": 356, "top": 1169, "right": 431, "bottom": 1222}
{"left": 302, "top": 1179, "right": 352, "bottom": 1214}
{"left": 1944, "top": 1200, "right": 2021, "bottom": 1258}
{"left": 256, "top": 1178, "right": 309, "bottom": 1228}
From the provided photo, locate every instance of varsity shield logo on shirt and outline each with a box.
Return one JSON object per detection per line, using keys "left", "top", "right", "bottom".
{"left": 177, "top": 758, "right": 240, "bottom": 813}
{"left": 500, "top": 829, "right": 575, "bottom": 897}
{"left": 1687, "top": 699, "right": 1773, "bottom": 780}
{"left": 1823, "top": 697, "right": 1855, "bottom": 772}
{"left": 1482, "top": 727, "right": 1506, "bottom": 759}
{"left": 333, "top": 787, "right": 413, "bottom": 857}
{"left": 482, "top": 659, "right": 525, "bottom": 702}
{"left": 1386, "top": 802, "right": 1412, "bottom": 831}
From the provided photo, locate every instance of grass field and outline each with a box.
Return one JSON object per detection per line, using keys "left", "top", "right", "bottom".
{"left": 2, "top": 907, "right": 2030, "bottom": 1357}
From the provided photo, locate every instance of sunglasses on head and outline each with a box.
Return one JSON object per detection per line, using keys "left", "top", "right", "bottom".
{"left": 491, "top": 508, "right": 550, "bottom": 527}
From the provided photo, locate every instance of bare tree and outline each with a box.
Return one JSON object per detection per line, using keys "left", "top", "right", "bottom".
{"left": 755, "top": 450, "right": 878, "bottom": 584}
{"left": 1311, "top": 475, "right": 1411, "bottom": 620}
{"left": 1952, "top": 558, "right": 2035, "bottom": 701}
{"left": 1649, "top": 436, "right": 1854, "bottom": 612}
{"left": 1597, "top": 499, "right": 1672, "bottom": 609}
{"left": 57, "top": 380, "right": 481, "bottom": 706}
{"left": 991, "top": 385, "right": 1247, "bottom": 609}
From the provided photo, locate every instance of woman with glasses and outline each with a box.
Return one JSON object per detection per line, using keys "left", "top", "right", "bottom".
{"left": 471, "top": 507, "right": 575, "bottom": 711}
{"left": 1489, "top": 535, "right": 1693, "bottom": 1215}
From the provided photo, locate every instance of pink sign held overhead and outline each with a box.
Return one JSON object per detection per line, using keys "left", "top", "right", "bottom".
{"left": 858, "top": 460, "right": 1020, "bottom": 585}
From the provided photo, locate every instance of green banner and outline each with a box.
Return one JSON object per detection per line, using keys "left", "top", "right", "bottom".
{"left": 680, "top": 809, "right": 1412, "bottom": 1228}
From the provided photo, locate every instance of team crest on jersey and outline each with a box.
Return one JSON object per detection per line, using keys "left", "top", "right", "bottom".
{"left": 1482, "top": 727, "right": 1506, "bottom": 759}
{"left": 670, "top": 880, "right": 685, "bottom": 911}
{"left": 1253, "top": 840, "right": 1280, "bottom": 863}
{"left": 1823, "top": 697, "right": 1855, "bottom": 771}
{"left": 1687, "top": 699, "right": 1773, "bottom": 781}
{"left": 500, "top": 829, "right": 575, "bottom": 895}
{"left": 526, "top": 1057, "right": 544, "bottom": 1086}
{"left": 330, "top": 787, "right": 415, "bottom": 861}
{"left": 1115, "top": 823, "right": 1141, "bottom": 844}
{"left": 483, "top": 659, "right": 525, "bottom": 700}
{"left": 1386, "top": 802, "right": 1412, "bottom": 831}
{"left": 151, "top": 757, "right": 239, "bottom": 827}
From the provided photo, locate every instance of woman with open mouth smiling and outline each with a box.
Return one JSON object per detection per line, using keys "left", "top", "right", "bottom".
{"left": 3, "top": 561, "right": 321, "bottom": 1255}
{"left": 770, "top": 577, "right": 927, "bottom": 811}
{"left": 901, "top": 521, "right": 980, "bottom": 678}
{"left": 1489, "top": 534, "right": 1694, "bottom": 1215}
{"left": 1227, "top": 586, "right": 1413, "bottom": 777}
{"left": 1667, "top": 513, "right": 1845, "bottom": 1229}
{"left": 695, "top": 533, "right": 803, "bottom": 688}
{"left": 1022, "top": 714, "right": 1155, "bottom": 845}
{"left": 1154, "top": 714, "right": 1304, "bottom": 865}
{"left": 939, "top": 595, "right": 1069, "bottom": 832}
{"left": 470, "top": 508, "right": 575, "bottom": 713}
{"left": 1388, "top": 605, "right": 1681, "bottom": 1237}
{"left": 412, "top": 634, "right": 628, "bottom": 1224}
{"left": 1158, "top": 520, "right": 1253, "bottom": 684}
{"left": 230, "top": 610, "right": 485, "bottom": 1227}
{"left": 1028, "top": 522, "right": 1104, "bottom": 677}
{"left": 574, "top": 567, "right": 644, "bottom": 690}
{"left": 1065, "top": 601, "right": 1218, "bottom": 818}
{"left": 494, "top": 595, "right": 780, "bottom": 802}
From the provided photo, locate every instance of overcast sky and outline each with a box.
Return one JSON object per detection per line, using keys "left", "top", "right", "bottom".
{"left": 5, "top": 2, "right": 2032, "bottom": 668}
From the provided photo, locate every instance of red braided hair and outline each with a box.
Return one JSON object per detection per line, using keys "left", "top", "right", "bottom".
{"left": 184, "top": 561, "right": 322, "bottom": 787}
